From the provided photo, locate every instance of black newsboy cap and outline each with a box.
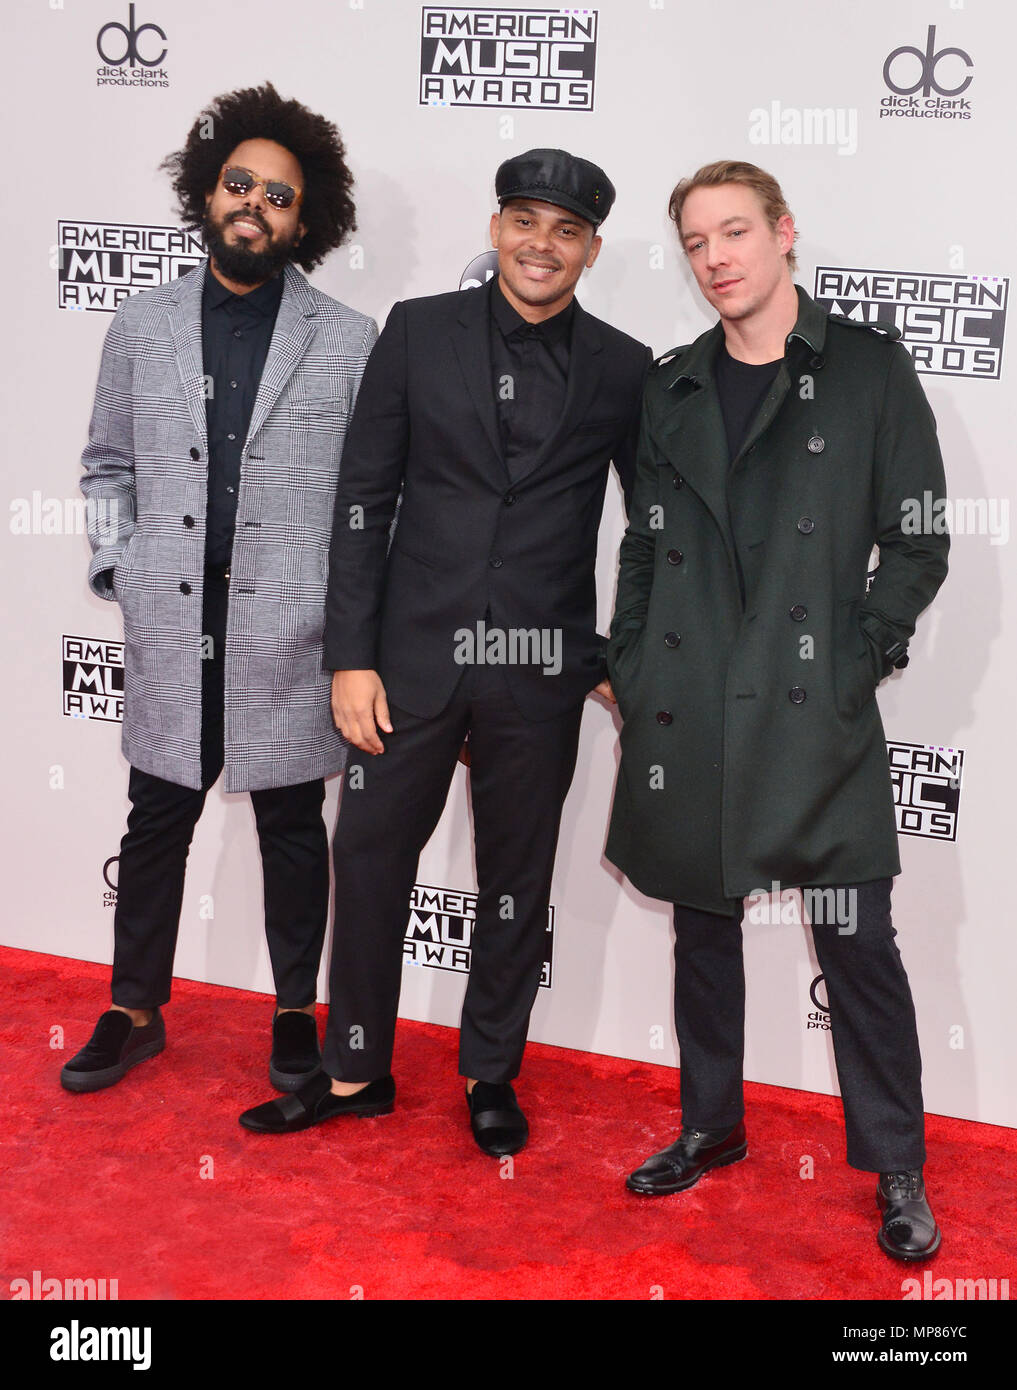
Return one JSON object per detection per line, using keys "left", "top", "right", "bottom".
{"left": 495, "top": 148, "right": 616, "bottom": 227}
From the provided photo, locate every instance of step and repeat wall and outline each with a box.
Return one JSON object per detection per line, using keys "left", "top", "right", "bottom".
{"left": 3, "top": 0, "right": 1013, "bottom": 1127}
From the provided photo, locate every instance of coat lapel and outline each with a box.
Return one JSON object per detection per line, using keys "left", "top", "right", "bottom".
{"left": 166, "top": 261, "right": 209, "bottom": 447}
{"left": 451, "top": 280, "right": 505, "bottom": 469}
{"left": 245, "top": 263, "right": 318, "bottom": 446}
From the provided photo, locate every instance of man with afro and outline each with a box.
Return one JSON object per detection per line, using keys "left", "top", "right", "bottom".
{"left": 67, "top": 84, "right": 376, "bottom": 1101}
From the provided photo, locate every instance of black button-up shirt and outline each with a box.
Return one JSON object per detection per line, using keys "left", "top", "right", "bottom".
{"left": 489, "top": 275, "right": 573, "bottom": 481}
{"left": 201, "top": 269, "right": 284, "bottom": 566}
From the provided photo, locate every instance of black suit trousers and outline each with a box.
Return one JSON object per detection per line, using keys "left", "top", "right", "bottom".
{"left": 110, "top": 572, "right": 330, "bottom": 1009}
{"left": 670, "top": 878, "right": 927, "bottom": 1171}
{"left": 322, "top": 662, "right": 584, "bottom": 1083}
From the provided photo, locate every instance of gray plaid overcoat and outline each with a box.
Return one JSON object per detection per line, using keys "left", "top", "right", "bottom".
{"left": 80, "top": 260, "right": 377, "bottom": 791}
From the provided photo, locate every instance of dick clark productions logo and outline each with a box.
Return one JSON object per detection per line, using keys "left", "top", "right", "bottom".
{"left": 881, "top": 25, "right": 973, "bottom": 120}
{"left": 96, "top": 4, "right": 169, "bottom": 87}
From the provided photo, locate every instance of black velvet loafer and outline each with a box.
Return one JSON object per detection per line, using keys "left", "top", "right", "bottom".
{"left": 239, "top": 1070, "right": 395, "bottom": 1133}
{"left": 466, "top": 1081, "right": 529, "bottom": 1156}
{"left": 877, "top": 1169, "right": 942, "bottom": 1261}
{"left": 60, "top": 1008, "right": 166, "bottom": 1093}
{"left": 269, "top": 1009, "right": 323, "bottom": 1091}
{"left": 626, "top": 1120, "right": 747, "bottom": 1195}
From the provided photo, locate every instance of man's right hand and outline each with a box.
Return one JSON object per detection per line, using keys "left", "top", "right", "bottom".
{"left": 331, "top": 670, "right": 393, "bottom": 755}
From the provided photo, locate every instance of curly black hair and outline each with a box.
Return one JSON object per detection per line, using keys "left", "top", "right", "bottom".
{"left": 161, "top": 81, "right": 356, "bottom": 271}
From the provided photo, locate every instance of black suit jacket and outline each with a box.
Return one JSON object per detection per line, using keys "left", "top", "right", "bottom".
{"left": 324, "top": 276, "right": 650, "bottom": 721}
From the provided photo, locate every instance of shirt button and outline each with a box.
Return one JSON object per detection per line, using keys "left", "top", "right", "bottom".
{"left": 183, "top": 515, "right": 195, "bottom": 528}
{"left": 664, "top": 631, "right": 681, "bottom": 647}
{"left": 227, "top": 432, "right": 237, "bottom": 441}
{"left": 230, "top": 380, "right": 238, "bottom": 390}
{"left": 667, "top": 548, "right": 684, "bottom": 565}
{"left": 789, "top": 604, "right": 807, "bottom": 621}
{"left": 226, "top": 486, "right": 235, "bottom": 494}
{"left": 179, "top": 581, "right": 192, "bottom": 595}
{"left": 807, "top": 435, "right": 825, "bottom": 454}
{"left": 797, "top": 517, "right": 815, "bottom": 535}
{"left": 656, "top": 710, "right": 673, "bottom": 726}
{"left": 489, "top": 556, "right": 503, "bottom": 569}
{"left": 789, "top": 686, "right": 807, "bottom": 704}
{"left": 672, "top": 474, "right": 684, "bottom": 490}
{"left": 189, "top": 447, "right": 200, "bottom": 460}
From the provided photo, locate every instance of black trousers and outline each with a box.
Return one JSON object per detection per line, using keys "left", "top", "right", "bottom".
{"left": 322, "top": 662, "right": 584, "bottom": 1084}
{"left": 671, "top": 878, "right": 927, "bottom": 1172}
{"left": 110, "top": 571, "right": 329, "bottom": 1009}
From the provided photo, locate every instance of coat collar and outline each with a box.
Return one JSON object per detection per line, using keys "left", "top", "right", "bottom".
{"left": 452, "top": 275, "right": 604, "bottom": 486}
{"left": 661, "top": 283, "right": 828, "bottom": 391}
{"left": 166, "top": 259, "right": 318, "bottom": 448}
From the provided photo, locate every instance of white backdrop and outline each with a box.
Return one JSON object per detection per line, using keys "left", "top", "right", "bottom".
{"left": 2, "top": 0, "right": 1014, "bottom": 1128}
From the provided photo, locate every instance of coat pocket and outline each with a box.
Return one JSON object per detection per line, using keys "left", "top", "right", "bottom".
{"left": 834, "top": 598, "right": 880, "bottom": 720}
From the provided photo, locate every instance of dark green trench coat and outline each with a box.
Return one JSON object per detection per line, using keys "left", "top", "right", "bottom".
{"left": 605, "top": 286, "right": 949, "bottom": 914}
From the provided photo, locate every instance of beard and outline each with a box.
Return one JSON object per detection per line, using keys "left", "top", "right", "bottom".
{"left": 202, "top": 207, "right": 298, "bottom": 286}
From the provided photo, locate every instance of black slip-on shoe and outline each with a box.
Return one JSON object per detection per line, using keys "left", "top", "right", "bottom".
{"left": 269, "top": 1009, "right": 323, "bottom": 1091}
{"left": 466, "top": 1081, "right": 528, "bottom": 1157}
{"left": 877, "top": 1169, "right": 942, "bottom": 1261}
{"left": 60, "top": 1008, "right": 166, "bottom": 1093}
{"left": 626, "top": 1119, "right": 747, "bottom": 1195}
{"left": 239, "top": 1070, "right": 395, "bottom": 1134}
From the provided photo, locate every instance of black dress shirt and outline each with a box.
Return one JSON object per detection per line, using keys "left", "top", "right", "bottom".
{"left": 201, "top": 269, "right": 284, "bottom": 566}
{"left": 489, "top": 274, "right": 573, "bottom": 482}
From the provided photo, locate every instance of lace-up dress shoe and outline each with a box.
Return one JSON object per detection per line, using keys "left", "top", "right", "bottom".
{"left": 626, "top": 1120, "right": 747, "bottom": 1195}
{"left": 238, "top": 1070, "right": 395, "bottom": 1133}
{"left": 269, "top": 1010, "right": 322, "bottom": 1091}
{"left": 877, "top": 1169, "right": 941, "bottom": 1261}
{"left": 60, "top": 1008, "right": 166, "bottom": 1093}
{"left": 466, "top": 1081, "right": 528, "bottom": 1156}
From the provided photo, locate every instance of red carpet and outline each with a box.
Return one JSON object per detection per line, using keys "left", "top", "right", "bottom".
{"left": 2, "top": 944, "right": 1015, "bottom": 1301}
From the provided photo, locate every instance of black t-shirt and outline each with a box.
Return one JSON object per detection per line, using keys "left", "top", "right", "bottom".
{"left": 713, "top": 342, "right": 782, "bottom": 463}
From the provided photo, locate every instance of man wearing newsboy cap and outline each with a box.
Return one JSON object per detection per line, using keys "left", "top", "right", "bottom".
{"left": 240, "top": 148, "right": 650, "bottom": 1155}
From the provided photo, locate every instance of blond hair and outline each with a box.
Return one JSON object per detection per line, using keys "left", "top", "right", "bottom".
{"left": 668, "top": 160, "right": 798, "bottom": 272}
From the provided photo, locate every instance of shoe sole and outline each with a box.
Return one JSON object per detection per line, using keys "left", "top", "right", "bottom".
{"left": 269, "top": 1062, "right": 324, "bottom": 1092}
{"left": 626, "top": 1144, "right": 748, "bottom": 1196}
{"left": 239, "top": 1099, "right": 395, "bottom": 1134}
{"left": 60, "top": 1038, "right": 165, "bottom": 1093}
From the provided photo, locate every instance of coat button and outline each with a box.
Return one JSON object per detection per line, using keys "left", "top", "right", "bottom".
{"left": 489, "top": 556, "right": 503, "bottom": 569}
{"left": 807, "top": 435, "right": 825, "bottom": 454}
{"left": 664, "top": 631, "right": 681, "bottom": 647}
{"left": 789, "top": 686, "right": 807, "bottom": 704}
{"left": 189, "top": 447, "right": 200, "bottom": 460}
{"left": 666, "top": 548, "right": 684, "bottom": 565}
{"left": 797, "top": 517, "right": 815, "bottom": 534}
{"left": 502, "top": 492, "right": 516, "bottom": 506}
{"left": 672, "top": 474, "right": 684, "bottom": 490}
{"left": 656, "top": 710, "right": 673, "bottom": 725}
{"left": 809, "top": 354, "right": 825, "bottom": 370}
{"left": 789, "top": 604, "right": 807, "bottom": 621}
{"left": 183, "top": 515, "right": 195, "bottom": 528}
{"left": 179, "top": 581, "right": 192, "bottom": 595}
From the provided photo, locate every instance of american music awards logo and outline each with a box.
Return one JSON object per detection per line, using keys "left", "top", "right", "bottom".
{"left": 57, "top": 222, "right": 204, "bottom": 312}
{"left": 62, "top": 636, "right": 124, "bottom": 723}
{"left": 814, "top": 267, "right": 1008, "bottom": 379}
{"left": 419, "top": 7, "right": 598, "bottom": 109}
{"left": 404, "top": 882, "right": 554, "bottom": 987}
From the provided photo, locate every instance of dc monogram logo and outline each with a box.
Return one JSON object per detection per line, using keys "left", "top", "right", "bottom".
{"left": 96, "top": 4, "right": 167, "bottom": 67}
{"left": 883, "top": 25, "right": 973, "bottom": 98}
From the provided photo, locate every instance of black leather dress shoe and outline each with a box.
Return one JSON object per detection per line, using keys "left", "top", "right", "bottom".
{"left": 626, "top": 1120, "right": 747, "bottom": 1195}
{"left": 60, "top": 1008, "right": 166, "bottom": 1093}
{"left": 466, "top": 1081, "right": 528, "bottom": 1156}
{"left": 269, "top": 1009, "right": 322, "bottom": 1091}
{"left": 238, "top": 1070, "right": 395, "bottom": 1133}
{"left": 877, "top": 1169, "right": 941, "bottom": 1261}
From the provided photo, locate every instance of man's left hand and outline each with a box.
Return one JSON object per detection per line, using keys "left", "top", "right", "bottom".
{"left": 592, "top": 678, "right": 616, "bottom": 703}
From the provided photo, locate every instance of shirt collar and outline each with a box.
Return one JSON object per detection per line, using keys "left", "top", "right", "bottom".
{"left": 203, "top": 263, "right": 286, "bottom": 316}
{"left": 490, "top": 273, "right": 574, "bottom": 345}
